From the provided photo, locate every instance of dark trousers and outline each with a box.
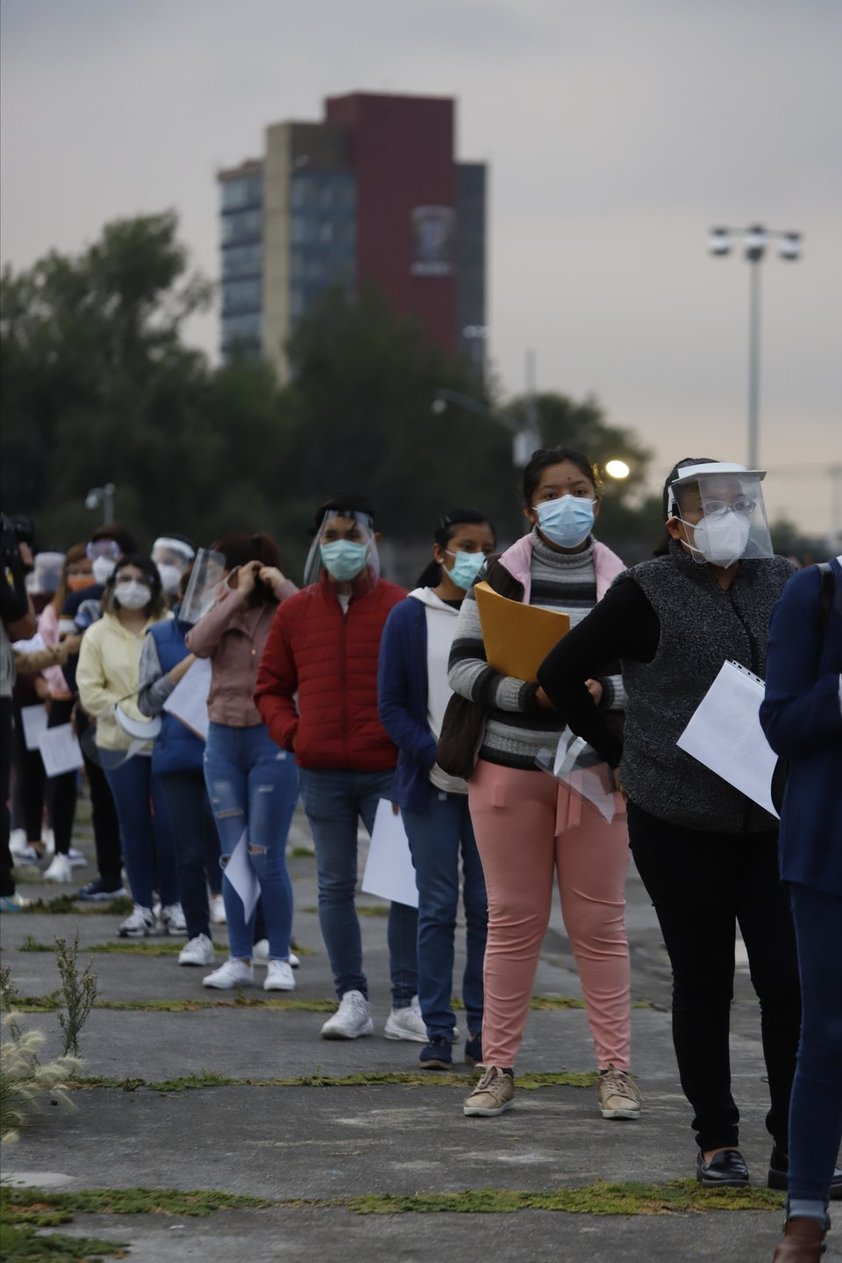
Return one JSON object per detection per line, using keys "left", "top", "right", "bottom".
{"left": 76, "top": 712, "right": 123, "bottom": 887}
{"left": 628, "top": 801, "right": 801, "bottom": 1153}
{"left": 157, "top": 770, "right": 219, "bottom": 941}
{"left": 47, "top": 698, "right": 78, "bottom": 855}
{"left": 12, "top": 702, "right": 46, "bottom": 841}
{"left": 787, "top": 882, "right": 842, "bottom": 1207}
{"left": 1, "top": 697, "right": 15, "bottom": 896}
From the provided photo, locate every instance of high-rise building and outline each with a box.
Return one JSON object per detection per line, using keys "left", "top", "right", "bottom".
{"left": 218, "top": 92, "right": 487, "bottom": 378}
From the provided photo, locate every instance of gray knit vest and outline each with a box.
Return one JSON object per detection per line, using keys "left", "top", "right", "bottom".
{"left": 620, "top": 546, "right": 793, "bottom": 833}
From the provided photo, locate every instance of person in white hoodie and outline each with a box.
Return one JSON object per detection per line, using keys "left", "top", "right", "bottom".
{"left": 378, "top": 509, "right": 496, "bottom": 1070}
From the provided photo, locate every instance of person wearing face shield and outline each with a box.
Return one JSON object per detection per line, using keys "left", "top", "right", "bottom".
{"left": 443, "top": 449, "right": 636, "bottom": 1123}
{"left": 537, "top": 458, "right": 824, "bottom": 1198}
{"left": 378, "top": 510, "right": 496, "bottom": 1070}
{"left": 255, "top": 494, "right": 421, "bottom": 1042}
{"left": 151, "top": 535, "right": 196, "bottom": 604}
{"left": 76, "top": 555, "right": 180, "bottom": 939}
{"left": 61, "top": 523, "right": 137, "bottom": 902}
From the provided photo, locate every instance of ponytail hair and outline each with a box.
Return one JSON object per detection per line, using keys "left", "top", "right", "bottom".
{"left": 415, "top": 508, "right": 496, "bottom": 588}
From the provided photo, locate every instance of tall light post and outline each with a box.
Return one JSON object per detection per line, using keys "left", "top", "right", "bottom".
{"left": 708, "top": 224, "right": 802, "bottom": 469}
{"left": 85, "top": 482, "right": 116, "bottom": 524}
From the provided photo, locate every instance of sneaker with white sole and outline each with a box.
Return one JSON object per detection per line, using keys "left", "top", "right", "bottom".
{"left": 13, "top": 844, "right": 44, "bottom": 866}
{"left": 160, "top": 903, "right": 188, "bottom": 936}
{"left": 179, "top": 934, "right": 215, "bottom": 967}
{"left": 209, "top": 894, "right": 227, "bottom": 924}
{"left": 288, "top": 950, "right": 300, "bottom": 969}
{"left": 118, "top": 904, "right": 156, "bottom": 938}
{"left": 76, "top": 877, "right": 127, "bottom": 902}
{"left": 264, "top": 960, "right": 295, "bottom": 992}
{"left": 597, "top": 1067, "right": 642, "bottom": 1120}
{"left": 252, "top": 938, "right": 269, "bottom": 962}
{"left": 68, "top": 848, "right": 88, "bottom": 869}
{"left": 42, "top": 853, "right": 73, "bottom": 884}
{"left": 203, "top": 957, "right": 254, "bottom": 989}
{"left": 463, "top": 1066, "right": 516, "bottom": 1117}
{"left": 384, "top": 995, "right": 427, "bottom": 1042}
{"left": 9, "top": 828, "right": 27, "bottom": 857}
{"left": 321, "top": 990, "right": 374, "bottom": 1039}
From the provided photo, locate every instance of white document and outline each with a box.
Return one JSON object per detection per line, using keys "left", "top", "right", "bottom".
{"left": 38, "top": 724, "right": 84, "bottom": 777}
{"left": 20, "top": 704, "right": 49, "bottom": 751}
{"left": 677, "top": 660, "right": 778, "bottom": 818}
{"left": 224, "top": 831, "right": 260, "bottom": 923}
{"left": 163, "top": 657, "right": 212, "bottom": 740}
{"left": 361, "top": 798, "right": 419, "bottom": 909}
{"left": 13, "top": 632, "right": 46, "bottom": 654}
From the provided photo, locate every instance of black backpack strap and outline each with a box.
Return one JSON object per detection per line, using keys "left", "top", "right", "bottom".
{"left": 816, "top": 561, "right": 834, "bottom": 634}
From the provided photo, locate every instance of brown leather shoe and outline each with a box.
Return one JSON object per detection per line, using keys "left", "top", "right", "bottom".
{"left": 771, "top": 1216, "right": 827, "bottom": 1262}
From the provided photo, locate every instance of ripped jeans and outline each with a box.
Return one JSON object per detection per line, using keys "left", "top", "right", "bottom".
{"left": 203, "top": 722, "right": 299, "bottom": 961}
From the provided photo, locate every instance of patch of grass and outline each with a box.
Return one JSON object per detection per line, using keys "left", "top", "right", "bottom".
{"left": 11, "top": 994, "right": 336, "bottom": 1014}
{"left": 0, "top": 1221, "right": 128, "bottom": 1260}
{"left": 72, "top": 1068, "right": 598, "bottom": 1093}
{"left": 21, "top": 896, "right": 133, "bottom": 917}
{"left": 528, "top": 996, "right": 586, "bottom": 1010}
{"left": 1, "top": 1186, "right": 270, "bottom": 1224}
{"left": 288, "top": 847, "right": 315, "bottom": 859}
{"left": 337, "top": 1180, "right": 782, "bottom": 1216}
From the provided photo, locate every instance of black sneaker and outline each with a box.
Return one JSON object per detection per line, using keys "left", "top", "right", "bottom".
{"left": 465, "top": 1030, "right": 483, "bottom": 1067}
{"left": 768, "top": 1146, "right": 842, "bottom": 1199}
{"left": 696, "top": 1148, "right": 749, "bottom": 1187}
{"left": 418, "top": 1037, "right": 453, "bottom": 1070}
{"left": 76, "top": 877, "right": 126, "bottom": 903}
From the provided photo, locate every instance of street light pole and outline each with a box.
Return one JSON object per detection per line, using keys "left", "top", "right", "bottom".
{"left": 708, "top": 223, "right": 802, "bottom": 469}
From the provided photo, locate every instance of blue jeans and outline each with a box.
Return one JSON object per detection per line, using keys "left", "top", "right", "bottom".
{"left": 203, "top": 723, "right": 299, "bottom": 961}
{"left": 404, "top": 790, "right": 487, "bottom": 1039}
{"left": 298, "top": 768, "right": 418, "bottom": 1006}
{"left": 104, "top": 756, "right": 178, "bottom": 909}
{"left": 786, "top": 882, "right": 842, "bottom": 1215}
{"left": 157, "top": 770, "right": 219, "bottom": 940}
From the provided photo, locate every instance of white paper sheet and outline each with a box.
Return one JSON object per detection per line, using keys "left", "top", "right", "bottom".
{"left": 677, "top": 660, "right": 778, "bottom": 817}
{"left": 38, "top": 724, "right": 84, "bottom": 777}
{"left": 224, "top": 831, "right": 260, "bottom": 922}
{"left": 20, "top": 703, "right": 49, "bottom": 751}
{"left": 361, "top": 798, "right": 419, "bottom": 909}
{"left": 12, "top": 633, "right": 46, "bottom": 654}
{"left": 163, "top": 657, "right": 211, "bottom": 740}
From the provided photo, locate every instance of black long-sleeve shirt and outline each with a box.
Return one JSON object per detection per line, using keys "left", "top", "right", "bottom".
{"left": 537, "top": 577, "right": 660, "bottom": 768}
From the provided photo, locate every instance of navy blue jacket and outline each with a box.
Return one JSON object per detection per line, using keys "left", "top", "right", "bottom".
{"left": 760, "top": 558, "right": 842, "bottom": 896}
{"left": 149, "top": 619, "right": 205, "bottom": 777}
{"left": 378, "top": 596, "right": 439, "bottom": 812}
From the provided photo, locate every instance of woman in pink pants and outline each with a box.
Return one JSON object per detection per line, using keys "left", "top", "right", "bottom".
{"left": 446, "top": 447, "right": 640, "bottom": 1121}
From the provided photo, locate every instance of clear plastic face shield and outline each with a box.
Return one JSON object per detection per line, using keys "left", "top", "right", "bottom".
{"left": 27, "top": 551, "right": 65, "bottom": 594}
{"left": 667, "top": 463, "right": 773, "bottom": 568}
{"left": 536, "top": 730, "right": 620, "bottom": 823}
{"left": 303, "top": 509, "right": 381, "bottom": 587}
{"left": 178, "top": 548, "right": 227, "bottom": 625}
{"left": 152, "top": 537, "right": 195, "bottom": 596}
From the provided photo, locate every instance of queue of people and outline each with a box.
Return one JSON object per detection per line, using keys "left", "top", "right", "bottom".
{"left": 1, "top": 455, "right": 839, "bottom": 1262}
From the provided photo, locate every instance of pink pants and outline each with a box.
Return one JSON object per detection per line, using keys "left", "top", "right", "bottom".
{"left": 469, "top": 759, "right": 632, "bottom": 1071}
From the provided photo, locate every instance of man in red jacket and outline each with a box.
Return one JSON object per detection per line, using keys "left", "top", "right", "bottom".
{"left": 256, "top": 495, "right": 422, "bottom": 1041}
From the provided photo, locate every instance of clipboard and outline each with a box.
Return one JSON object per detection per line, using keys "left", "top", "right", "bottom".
{"left": 474, "top": 581, "right": 570, "bottom": 683}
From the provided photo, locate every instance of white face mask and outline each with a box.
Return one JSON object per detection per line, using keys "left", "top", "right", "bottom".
{"left": 156, "top": 563, "right": 183, "bottom": 596}
{"left": 114, "top": 580, "right": 151, "bottom": 610}
{"left": 680, "top": 510, "right": 752, "bottom": 568}
{"left": 92, "top": 556, "right": 117, "bottom": 586}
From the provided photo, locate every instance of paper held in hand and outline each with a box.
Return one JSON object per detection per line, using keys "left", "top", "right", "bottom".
{"left": 361, "top": 799, "right": 419, "bottom": 909}
{"left": 163, "top": 657, "right": 211, "bottom": 740}
{"left": 474, "top": 581, "right": 570, "bottom": 683}
{"left": 676, "top": 660, "right": 778, "bottom": 818}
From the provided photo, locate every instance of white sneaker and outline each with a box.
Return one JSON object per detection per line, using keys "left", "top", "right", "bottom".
{"left": 9, "top": 828, "right": 27, "bottom": 857}
{"left": 209, "top": 894, "right": 227, "bottom": 924}
{"left": 264, "top": 960, "right": 295, "bottom": 992}
{"left": 14, "top": 844, "right": 44, "bottom": 866}
{"left": 42, "top": 853, "right": 73, "bottom": 884}
{"left": 42, "top": 828, "right": 55, "bottom": 857}
{"left": 252, "top": 938, "right": 270, "bottom": 962}
{"left": 68, "top": 848, "right": 87, "bottom": 869}
{"left": 160, "top": 903, "right": 187, "bottom": 936}
{"left": 321, "top": 990, "right": 374, "bottom": 1039}
{"left": 203, "top": 957, "right": 254, "bottom": 989}
{"left": 384, "top": 994, "right": 427, "bottom": 1042}
{"left": 288, "top": 950, "right": 300, "bottom": 969}
{"left": 179, "top": 934, "right": 215, "bottom": 967}
{"left": 118, "top": 905, "right": 156, "bottom": 938}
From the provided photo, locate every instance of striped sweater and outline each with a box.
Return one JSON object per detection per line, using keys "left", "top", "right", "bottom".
{"left": 448, "top": 529, "right": 627, "bottom": 770}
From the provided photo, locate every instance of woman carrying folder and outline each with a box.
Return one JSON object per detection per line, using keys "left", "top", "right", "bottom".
{"left": 446, "top": 448, "right": 638, "bottom": 1122}
{"left": 378, "top": 509, "right": 496, "bottom": 1070}
{"left": 537, "top": 458, "right": 822, "bottom": 1198}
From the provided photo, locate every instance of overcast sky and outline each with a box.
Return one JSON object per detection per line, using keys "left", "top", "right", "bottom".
{"left": 2, "top": 0, "right": 840, "bottom": 537}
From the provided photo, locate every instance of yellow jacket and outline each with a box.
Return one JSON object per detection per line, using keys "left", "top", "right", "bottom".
{"left": 77, "top": 611, "right": 171, "bottom": 750}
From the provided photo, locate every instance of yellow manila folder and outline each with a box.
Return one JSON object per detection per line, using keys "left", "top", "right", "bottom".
{"left": 474, "top": 581, "right": 570, "bottom": 683}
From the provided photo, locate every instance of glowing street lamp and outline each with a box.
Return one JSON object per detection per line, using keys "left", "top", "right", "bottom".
{"left": 604, "top": 460, "right": 630, "bottom": 480}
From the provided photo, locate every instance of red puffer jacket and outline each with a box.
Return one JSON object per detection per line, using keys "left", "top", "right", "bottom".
{"left": 255, "top": 571, "right": 406, "bottom": 771}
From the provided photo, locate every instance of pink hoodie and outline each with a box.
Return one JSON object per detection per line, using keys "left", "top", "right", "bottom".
{"left": 498, "top": 533, "right": 626, "bottom": 604}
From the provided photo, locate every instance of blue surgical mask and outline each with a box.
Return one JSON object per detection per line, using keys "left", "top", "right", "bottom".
{"left": 444, "top": 550, "right": 486, "bottom": 591}
{"left": 534, "top": 495, "right": 595, "bottom": 548}
{"left": 320, "top": 540, "right": 369, "bottom": 581}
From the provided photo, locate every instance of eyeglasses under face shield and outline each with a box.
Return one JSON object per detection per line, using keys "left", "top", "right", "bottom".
{"left": 667, "top": 463, "right": 774, "bottom": 561}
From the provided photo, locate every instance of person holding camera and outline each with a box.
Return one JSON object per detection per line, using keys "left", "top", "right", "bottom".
{"left": 1, "top": 516, "right": 37, "bottom": 910}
